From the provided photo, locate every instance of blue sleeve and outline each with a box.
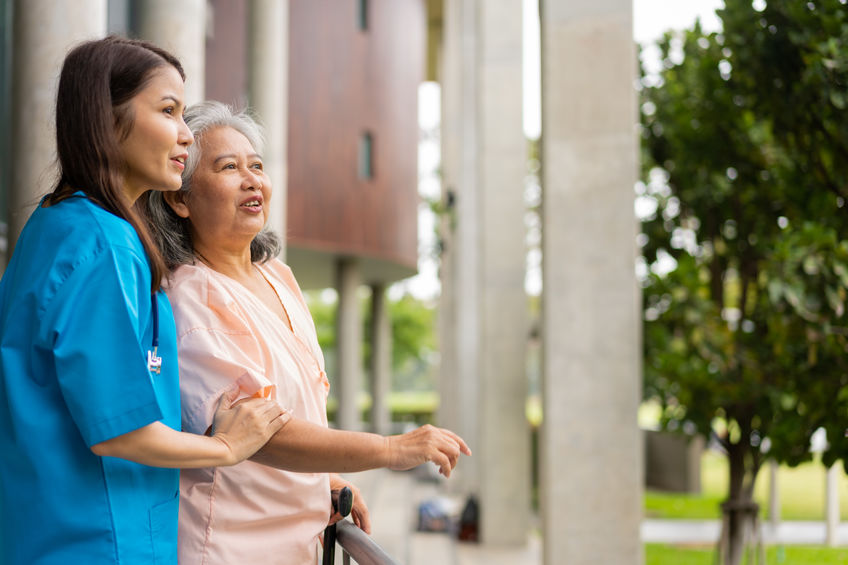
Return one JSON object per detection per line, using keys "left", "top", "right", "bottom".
{"left": 41, "top": 245, "right": 163, "bottom": 447}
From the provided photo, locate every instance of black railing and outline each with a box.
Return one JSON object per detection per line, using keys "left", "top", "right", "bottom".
{"left": 331, "top": 519, "right": 400, "bottom": 565}
{"left": 322, "top": 486, "right": 400, "bottom": 565}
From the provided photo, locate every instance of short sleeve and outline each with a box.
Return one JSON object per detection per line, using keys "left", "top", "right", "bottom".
{"left": 173, "top": 302, "right": 276, "bottom": 436}
{"left": 42, "top": 246, "right": 163, "bottom": 447}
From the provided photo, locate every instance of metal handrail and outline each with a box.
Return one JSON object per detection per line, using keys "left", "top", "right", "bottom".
{"left": 334, "top": 519, "right": 400, "bottom": 565}
{"left": 322, "top": 486, "right": 400, "bottom": 565}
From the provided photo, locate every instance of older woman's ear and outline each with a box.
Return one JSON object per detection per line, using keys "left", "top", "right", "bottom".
{"left": 163, "top": 191, "right": 191, "bottom": 219}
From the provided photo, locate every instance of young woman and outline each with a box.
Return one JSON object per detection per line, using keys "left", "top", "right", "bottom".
{"left": 0, "top": 36, "right": 286, "bottom": 565}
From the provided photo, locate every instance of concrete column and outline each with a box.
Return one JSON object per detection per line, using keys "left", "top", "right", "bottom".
{"left": 436, "top": 198, "right": 459, "bottom": 434}
{"left": 540, "top": 0, "right": 642, "bottom": 563}
{"left": 436, "top": 0, "right": 475, "bottom": 493}
{"left": 439, "top": 3, "right": 529, "bottom": 536}
{"left": 247, "top": 0, "right": 288, "bottom": 254}
{"left": 369, "top": 284, "right": 392, "bottom": 435}
{"left": 475, "top": 0, "right": 530, "bottom": 547}
{"left": 768, "top": 459, "right": 780, "bottom": 529}
{"left": 826, "top": 464, "right": 840, "bottom": 547}
{"left": 136, "top": 0, "right": 206, "bottom": 105}
{"left": 454, "top": 0, "right": 481, "bottom": 489}
{"left": 336, "top": 257, "right": 362, "bottom": 431}
{"left": 8, "top": 0, "right": 106, "bottom": 246}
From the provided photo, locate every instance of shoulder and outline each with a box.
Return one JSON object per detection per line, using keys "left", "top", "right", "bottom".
{"left": 260, "top": 258, "right": 300, "bottom": 293}
{"left": 165, "top": 264, "right": 216, "bottom": 321}
{"left": 6, "top": 196, "right": 150, "bottom": 316}
{"left": 50, "top": 195, "right": 145, "bottom": 256}
{"left": 165, "top": 263, "right": 247, "bottom": 336}
{"left": 259, "top": 259, "right": 314, "bottom": 316}
{"left": 166, "top": 263, "right": 211, "bottom": 302}
{"left": 52, "top": 197, "right": 150, "bottom": 287}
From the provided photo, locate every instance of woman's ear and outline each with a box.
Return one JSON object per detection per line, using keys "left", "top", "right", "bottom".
{"left": 163, "top": 191, "right": 190, "bottom": 219}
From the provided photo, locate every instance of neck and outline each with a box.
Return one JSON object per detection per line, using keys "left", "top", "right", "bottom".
{"left": 193, "top": 244, "right": 254, "bottom": 282}
{"left": 121, "top": 181, "right": 144, "bottom": 205}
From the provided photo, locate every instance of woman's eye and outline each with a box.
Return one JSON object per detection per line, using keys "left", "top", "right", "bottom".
{"left": 163, "top": 106, "right": 175, "bottom": 115}
{"left": 224, "top": 163, "right": 236, "bottom": 170}
{"left": 251, "top": 162, "right": 264, "bottom": 170}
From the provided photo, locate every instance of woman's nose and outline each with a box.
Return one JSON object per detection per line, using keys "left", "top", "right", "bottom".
{"left": 242, "top": 169, "right": 263, "bottom": 190}
{"left": 178, "top": 118, "right": 194, "bottom": 147}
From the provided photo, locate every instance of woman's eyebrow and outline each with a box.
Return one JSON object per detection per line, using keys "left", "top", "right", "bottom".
{"left": 212, "top": 154, "right": 238, "bottom": 164}
{"left": 212, "top": 153, "right": 263, "bottom": 164}
{"left": 160, "top": 94, "right": 182, "bottom": 106}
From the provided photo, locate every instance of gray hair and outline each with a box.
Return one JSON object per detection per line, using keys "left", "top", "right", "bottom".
{"left": 145, "top": 101, "right": 280, "bottom": 270}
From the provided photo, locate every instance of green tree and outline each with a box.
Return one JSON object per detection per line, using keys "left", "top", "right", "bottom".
{"left": 305, "top": 290, "right": 438, "bottom": 391}
{"left": 375, "top": 294, "right": 437, "bottom": 391}
{"left": 639, "top": 2, "right": 848, "bottom": 563}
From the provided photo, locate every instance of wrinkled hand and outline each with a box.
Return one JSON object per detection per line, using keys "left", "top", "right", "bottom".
{"left": 209, "top": 388, "right": 290, "bottom": 465}
{"left": 327, "top": 475, "right": 371, "bottom": 534}
{"left": 385, "top": 425, "right": 472, "bottom": 478}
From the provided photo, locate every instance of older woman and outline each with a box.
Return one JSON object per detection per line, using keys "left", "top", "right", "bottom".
{"left": 146, "top": 101, "right": 470, "bottom": 564}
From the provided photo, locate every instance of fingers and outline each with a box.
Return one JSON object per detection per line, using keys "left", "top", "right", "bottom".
{"left": 259, "top": 398, "right": 284, "bottom": 420}
{"left": 442, "top": 428, "right": 472, "bottom": 456}
{"left": 352, "top": 501, "right": 372, "bottom": 534}
{"left": 433, "top": 451, "right": 452, "bottom": 477}
{"left": 386, "top": 425, "right": 471, "bottom": 474}
{"left": 425, "top": 426, "right": 470, "bottom": 476}
{"left": 431, "top": 428, "right": 471, "bottom": 477}
{"left": 233, "top": 396, "right": 285, "bottom": 423}
{"left": 249, "top": 399, "right": 287, "bottom": 438}
{"left": 268, "top": 408, "right": 290, "bottom": 435}
{"left": 349, "top": 484, "right": 371, "bottom": 534}
{"left": 327, "top": 478, "right": 371, "bottom": 534}
{"left": 215, "top": 386, "right": 241, "bottom": 412}
{"left": 327, "top": 511, "right": 343, "bottom": 527}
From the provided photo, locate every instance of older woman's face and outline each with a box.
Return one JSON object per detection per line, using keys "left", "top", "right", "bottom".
{"left": 177, "top": 126, "right": 271, "bottom": 249}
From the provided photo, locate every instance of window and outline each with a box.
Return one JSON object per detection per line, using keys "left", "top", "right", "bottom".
{"left": 358, "top": 132, "right": 374, "bottom": 180}
{"left": 357, "top": 0, "right": 368, "bottom": 31}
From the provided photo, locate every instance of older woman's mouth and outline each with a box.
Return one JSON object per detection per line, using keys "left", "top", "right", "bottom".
{"left": 240, "top": 198, "right": 263, "bottom": 211}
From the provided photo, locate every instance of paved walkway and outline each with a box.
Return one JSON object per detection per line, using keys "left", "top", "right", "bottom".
{"left": 343, "top": 467, "right": 541, "bottom": 565}
{"left": 642, "top": 518, "right": 848, "bottom": 546}
{"left": 339, "top": 468, "right": 847, "bottom": 564}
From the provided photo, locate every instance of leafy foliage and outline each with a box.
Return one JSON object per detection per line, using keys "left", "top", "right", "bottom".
{"left": 305, "top": 290, "right": 438, "bottom": 392}
{"left": 639, "top": 2, "right": 848, "bottom": 560}
{"left": 367, "top": 293, "right": 438, "bottom": 391}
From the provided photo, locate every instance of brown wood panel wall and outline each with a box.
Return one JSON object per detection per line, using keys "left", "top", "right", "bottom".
{"left": 286, "top": 0, "right": 423, "bottom": 270}
{"left": 205, "top": 0, "right": 248, "bottom": 107}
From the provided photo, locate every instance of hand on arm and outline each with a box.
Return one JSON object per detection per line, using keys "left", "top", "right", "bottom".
{"left": 207, "top": 388, "right": 291, "bottom": 464}
{"left": 91, "top": 389, "right": 289, "bottom": 468}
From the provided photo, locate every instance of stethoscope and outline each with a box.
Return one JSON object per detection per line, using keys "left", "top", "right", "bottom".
{"left": 147, "top": 293, "right": 162, "bottom": 375}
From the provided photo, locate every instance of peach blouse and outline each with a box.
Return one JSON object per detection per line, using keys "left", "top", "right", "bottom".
{"left": 167, "top": 259, "right": 331, "bottom": 565}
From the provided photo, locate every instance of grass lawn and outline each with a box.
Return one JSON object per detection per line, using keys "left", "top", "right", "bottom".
{"left": 646, "top": 543, "right": 848, "bottom": 564}
{"left": 645, "top": 450, "right": 848, "bottom": 521}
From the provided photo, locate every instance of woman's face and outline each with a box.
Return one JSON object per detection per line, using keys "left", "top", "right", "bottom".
{"left": 169, "top": 126, "right": 272, "bottom": 253}
{"left": 118, "top": 65, "right": 193, "bottom": 203}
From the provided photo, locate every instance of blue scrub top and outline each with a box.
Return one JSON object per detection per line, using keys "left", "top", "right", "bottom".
{"left": 0, "top": 194, "right": 181, "bottom": 564}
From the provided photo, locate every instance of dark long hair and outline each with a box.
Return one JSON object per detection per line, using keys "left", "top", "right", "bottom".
{"left": 46, "top": 35, "right": 185, "bottom": 292}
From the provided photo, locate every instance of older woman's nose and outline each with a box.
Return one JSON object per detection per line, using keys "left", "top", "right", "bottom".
{"left": 241, "top": 169, "right": 263, "bottom": 191}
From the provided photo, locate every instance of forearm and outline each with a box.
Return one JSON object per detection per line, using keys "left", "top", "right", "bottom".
{"left": 91, "top": 421, "right": 236, "bottom": 468}
{"left": 250, "top": 418, "right": 390, "bottom": 473}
